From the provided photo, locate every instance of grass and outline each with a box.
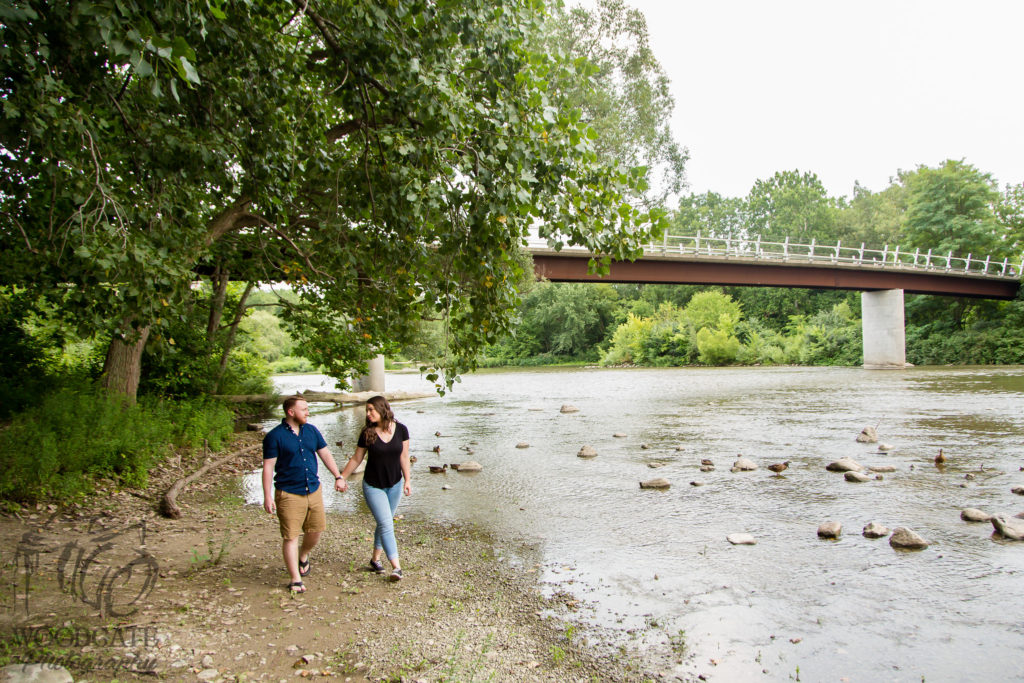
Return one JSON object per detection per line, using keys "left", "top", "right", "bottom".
{"left": 0, "top": 383, "right": 234, "bottom": 502}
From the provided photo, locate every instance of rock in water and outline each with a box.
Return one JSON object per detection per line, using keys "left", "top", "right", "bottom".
{"left": 577, "top": 445, "right": 598, "bottom": 459}
{"left": 877, "top": 443, "right": 896, "bottom": 452}
{"left": 889, "top": 527, "right": 929, "bottom": 550}
{"left": 863, "top": 521, "right": 889, "bottom": 538}
{"left": 869, "top": 465, "right": 896, "bottom": 473}
{"left": 560, "top": 404, "right": 580, "bottom": 414}
{"left": 845, "top": 471, "right": 871, "bottom": 483}
{"left": 732, "top": 457, "right": 758, "bottom": 471}
{"left": 991, "top": 516, "right": 1024, "bottom": 541}
{"left": 515, "top": 442, "right": 530, "bottom": 449}
{"left": 960, "top": 508, "right": 993, "bottom": 523}
{"left": 1012, "top": 486, "right": 1024, "bottom": 496}
{"left": 454, "top": 460, "right": 482, "bottom": 472}
{"left": 826, "top": 457, "right": 864, "bottom": 472}
{"left": 727, "top": 533, "right": 756, "bottom": 545}
{"left": 856, "top": 426, "right": 878, "bottom": 443}
{"left": 639, "top": 478, "right": 671, "bottom": 489}
{"left": 817, "top": 521, "right": 842, "bottom": 538}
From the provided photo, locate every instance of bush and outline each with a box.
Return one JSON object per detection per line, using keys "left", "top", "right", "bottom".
{"left": 0, "top": 384, "right": 234, "bottom": 502}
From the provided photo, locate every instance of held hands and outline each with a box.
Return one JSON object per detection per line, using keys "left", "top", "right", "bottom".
{"left": 335, "top": 476, "right": 348, "bottom": 493}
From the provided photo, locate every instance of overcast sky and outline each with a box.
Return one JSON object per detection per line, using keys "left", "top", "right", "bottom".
{"left": 573, "top": 0, "right": 1024, "bottom": 200}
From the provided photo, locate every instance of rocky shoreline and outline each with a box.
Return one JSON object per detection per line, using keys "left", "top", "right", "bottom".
{"left": 0, "top": 433, "right": 658, "bottom": 682}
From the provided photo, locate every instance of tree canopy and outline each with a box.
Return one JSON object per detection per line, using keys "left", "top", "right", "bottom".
{"left": 1, "top": 0, "right": 669, "bottom": 397}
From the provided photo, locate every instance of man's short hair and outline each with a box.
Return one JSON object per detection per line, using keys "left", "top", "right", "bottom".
{"left": 282, "top": 395, "right": 305, "bottom": 414}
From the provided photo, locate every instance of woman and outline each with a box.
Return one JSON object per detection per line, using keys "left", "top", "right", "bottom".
{"left": 337, "top": 395, "right": 411, "bottom": 581}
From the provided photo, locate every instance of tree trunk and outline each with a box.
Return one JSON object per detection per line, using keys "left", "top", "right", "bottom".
{"left": 101, "top": 324, "right": 151, "bottom": 402}
{"left": 214, "top": 281, "right": 255, "bottom": 393}
{"left": 207, "top": 265, "right": 229, "bottom": 342}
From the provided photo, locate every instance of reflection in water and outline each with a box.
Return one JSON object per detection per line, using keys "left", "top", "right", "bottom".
{"left": 246, "top": 366, "right": 1024, "bottom": 682}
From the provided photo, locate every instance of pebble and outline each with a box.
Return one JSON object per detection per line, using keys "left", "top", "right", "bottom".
{"left": 577, "top": 445, "right": 598, "bottom": 459}
{"left": 727, "top": 533, "right": 756, "bottom": 545}
{"left": 1012, "top": 487, "right": 1024, "bottom": 496}
{"left": 863, "top": 521, "right": 889, "bottom": 538}
{"left": 845, "top": 471, "right": 871, "bottom": 483}
{"left": 826, "top": 457, "right": 863, "bottom": 472}
{"left": 690, "top": 481, "right": 705, "bottom": 487}
{"left": 817, "top": 521, "right": 842, "bottom": 539}
{"left": 515, "top": 442, "right": 530, "bottom": 449}
{"left": 960, "top": 508, "right": 993, "bottom": 523}
{"left": 613, "top": 433, "right": 627, "bottom": 438}
{"left": 732, "top": 457, "right": 757, "bottom": 471}
{"left": 560, "top": 404, "right": 580, "bottom": 413}
{"left": 889, "top": 527, "right": 929, "bottom": 550}
{"left": 639, "top": 478, "right": 671, "bottom": 490}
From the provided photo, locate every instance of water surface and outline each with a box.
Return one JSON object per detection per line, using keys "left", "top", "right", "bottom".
{"left": 246, "top": 366, "right": 1024, "bottom": 682}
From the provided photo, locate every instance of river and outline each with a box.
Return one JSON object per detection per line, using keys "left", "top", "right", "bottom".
{"left": 243, "top": 365, "right": 1024, "bottom": 682}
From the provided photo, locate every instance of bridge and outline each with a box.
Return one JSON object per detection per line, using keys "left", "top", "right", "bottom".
{"left": 355, "top": 234, "right": 1021, "bottom": 391}
{"left": 528, "top": 233, "right": 1022, "bottom": 369}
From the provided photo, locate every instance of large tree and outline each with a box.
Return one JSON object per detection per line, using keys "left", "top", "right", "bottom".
{"left": 901, "top": 159, "right": 1003, "bottom": 260}
{"left": 745, "top": 169, "right": 841, "bottom": 242}
{"left": 1, "top": 0, "right": 665, "bottom": 399}
{"left": 548, "top": 0, "right": 688, "bottom": 208}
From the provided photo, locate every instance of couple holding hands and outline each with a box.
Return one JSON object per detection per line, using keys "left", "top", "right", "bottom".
{"left": 261, "top": 395, "right": 411, "bottom": 593}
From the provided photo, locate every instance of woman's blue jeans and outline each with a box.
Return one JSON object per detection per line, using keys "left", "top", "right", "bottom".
{"left": 362, "top": 479, "right": 403, "bottom": 561}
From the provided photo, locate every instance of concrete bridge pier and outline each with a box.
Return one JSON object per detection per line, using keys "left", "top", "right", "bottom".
{"left": 351, "top": 354, "right": 386, "bottom": 392}
{"left": 861, "top": 289, "right": 907, "bottom": 369}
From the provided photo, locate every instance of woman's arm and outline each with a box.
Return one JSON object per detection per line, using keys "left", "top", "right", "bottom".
{"left": 400, "top": 440, "right": 412, "bottom": 496}
{"left": 336, "top": 447, "right": 367, "bottom": 492}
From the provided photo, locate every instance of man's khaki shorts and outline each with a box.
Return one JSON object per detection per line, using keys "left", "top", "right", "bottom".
{"left": 275, "top": 486, "right": 327, "bottom": 540}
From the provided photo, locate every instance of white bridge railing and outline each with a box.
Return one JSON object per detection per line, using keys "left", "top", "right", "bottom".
{"left": 529, "top": 233, "right": 1023, "bottom": 280}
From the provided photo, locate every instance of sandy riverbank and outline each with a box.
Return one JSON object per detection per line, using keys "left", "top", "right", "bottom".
{"left": 0, "top": 433, "right": 665, "bottom": 682}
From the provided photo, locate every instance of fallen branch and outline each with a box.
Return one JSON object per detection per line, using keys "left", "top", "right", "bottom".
{"left": 160, "top": 443, "right": 262, "bottom": 519}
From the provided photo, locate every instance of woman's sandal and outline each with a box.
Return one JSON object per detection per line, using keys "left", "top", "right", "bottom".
{"left": 298, "top": 558, "right": 311, "bottom": 577}
{"left": 288, "top": 581, "right": 306, "bottom": 594}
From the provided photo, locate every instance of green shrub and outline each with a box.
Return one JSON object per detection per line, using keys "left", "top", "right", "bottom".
{"left": 0, "top": 384, "right": 234, "bottom": 502}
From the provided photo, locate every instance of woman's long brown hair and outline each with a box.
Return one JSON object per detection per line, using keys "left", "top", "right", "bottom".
{"left": 362, "top": 395, "right": 394, "bottom": 445}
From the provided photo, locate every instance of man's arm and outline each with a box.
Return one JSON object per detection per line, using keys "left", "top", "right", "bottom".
{"left": 262, "top": 457, "right": 276, "bottom": 513}
{"left": 316, "top": 446, "right": 345, "bottom": 491}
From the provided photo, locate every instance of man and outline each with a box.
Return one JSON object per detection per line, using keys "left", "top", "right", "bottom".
{"left": 262, "top": 396, "right": 345, "bottom": 593}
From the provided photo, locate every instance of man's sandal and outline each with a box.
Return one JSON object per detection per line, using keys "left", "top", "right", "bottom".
{"left": 288, "top": 581, "right": 306, "bottom": 594}
{"left": 298, "top": 558, "right": 311, "bottom": 577}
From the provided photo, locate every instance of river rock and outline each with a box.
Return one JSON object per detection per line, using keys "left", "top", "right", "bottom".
{"left": 869, "top": 465, "right": 896, "bottom": 473}
{"left": 817, "top": 521, "right": 842, "bottom": 538}
{"left": 613, "top": 433, "right": 627, "bottom": 438}
{"left": 0, "top": 664, "right": 74, "bottom": 683}
{"left": 961, "top": 508, "right": 993, "bottom": 523}
{"left": 453, "top": 461, "right": 482, "bottom": 472}
{"left": 1012, "top": 487, "right": 1024, "bottom": 496}
{"left": 647, "top": 462, "right": 666, "bottom": 468}
{"left": 845, "top": 471, "right": 871, "bottom": 483}
{"left": 991, "top": 516, "right": 1024, "bottom": 540}
{"left": 727, "top": 533, "right": 756, "bottom": 545}
{"left": 577, "top": 445, "right": 598, "bottom": 459}
{"left": 639, "top": 478, "right": 671, "bottom": 490}
{"left": 690, "top": 480, "right": 705, "bottom": 487}
{"left": 560, "top": 404, "right": 580, "bottom": 413}
{"left": 889, "top": 527, "right": 929, "bottom": 550}
{"left": 877, "top": 443, "right": 896, "bottom": 452}
{"left": 732, "top": 457, "right": 758, "bottom": 471}
{"left": 964, "top": 473, "right": 975, "bottom": 480}
{"left": 826, "top": 457, "right": 863, "bottom": 472}
{"left": 1016, "top": 511, "right": 1024, "bottom": 519}
{"left": 640, "top": 443, "right": 651, "bottom": 449}
{"left": 863, "top": 521, "right": 889, "bottom": 538}
{"left": 515, "top": 442, "right": 530, "bottom": 449}
{"left": 856, "top": 426, "right": 878, "bottom": 443}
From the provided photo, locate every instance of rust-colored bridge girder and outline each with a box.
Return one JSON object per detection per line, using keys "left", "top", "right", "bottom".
{"left": 531, "top": 252, "right": 1021, "bottom": 300}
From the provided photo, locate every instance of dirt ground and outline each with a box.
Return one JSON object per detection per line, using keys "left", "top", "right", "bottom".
{"left": 0, "top": 433, "right": 667, "bottom": 682}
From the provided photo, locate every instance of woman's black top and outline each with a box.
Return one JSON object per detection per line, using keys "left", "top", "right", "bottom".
{"left": 358, "top": 421, "right": 409, "bottom": 488}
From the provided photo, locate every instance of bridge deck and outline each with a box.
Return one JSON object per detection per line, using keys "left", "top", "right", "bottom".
{"left": 530, "top": 248, "right": 1021, "bottom": 300}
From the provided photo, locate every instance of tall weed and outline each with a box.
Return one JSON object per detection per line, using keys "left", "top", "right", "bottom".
{"left": 0, "top": 384, "right": 233, "bottom": 502}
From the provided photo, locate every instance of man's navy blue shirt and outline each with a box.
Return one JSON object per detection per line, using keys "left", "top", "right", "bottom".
{"left": 263, "top": 419, "right": 327, "bottom": 495}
